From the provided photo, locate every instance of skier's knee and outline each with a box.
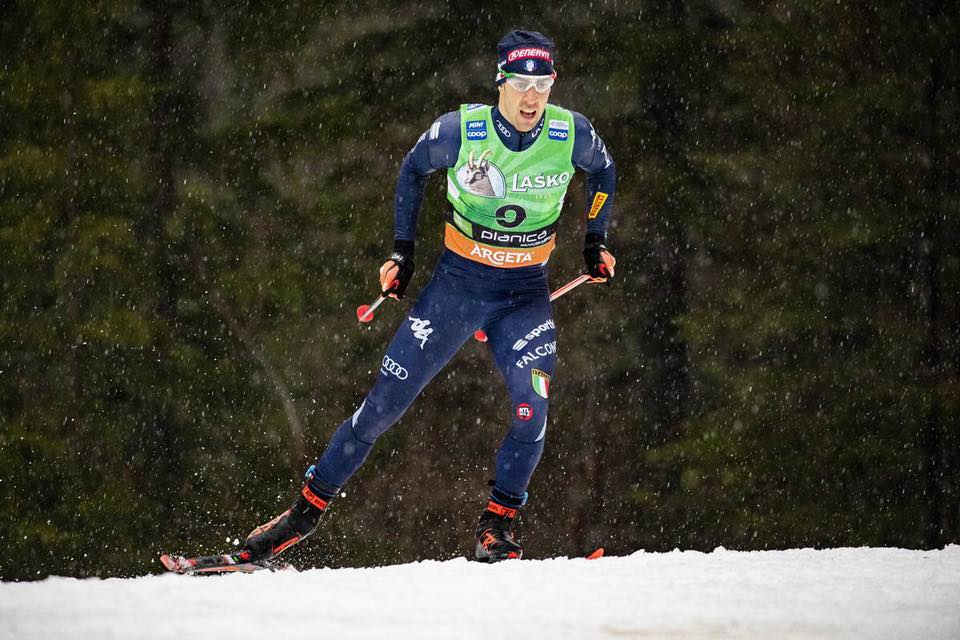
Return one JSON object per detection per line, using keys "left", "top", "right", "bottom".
{"left": 350, "top": 398, "right": 404, "bottom": 443}
{"left": 508, "top": 403, "right": 548, "bottom": 444}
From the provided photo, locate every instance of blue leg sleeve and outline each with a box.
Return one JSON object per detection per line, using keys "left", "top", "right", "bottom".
{"left": 313, "top": 268, "right": 481, "bottom": 487}
{"left": 485, "top": 297, "right": 557, "bottom": 497}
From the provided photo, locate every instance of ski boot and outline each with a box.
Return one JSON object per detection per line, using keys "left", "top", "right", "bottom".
{"left": 240, "top": 469, "right": 338, "bottom": 563}
{"left": 474, "top": 499, "right": 524, "bottom": 562}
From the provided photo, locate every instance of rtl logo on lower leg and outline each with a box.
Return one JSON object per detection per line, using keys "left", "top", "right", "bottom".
{"left": 516, "top": 403, "right": 534, "bottom": 421}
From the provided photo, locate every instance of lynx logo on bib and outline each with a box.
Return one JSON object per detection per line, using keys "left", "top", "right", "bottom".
{"left": 456, "top": 150, "right": 506, "bottom": 198}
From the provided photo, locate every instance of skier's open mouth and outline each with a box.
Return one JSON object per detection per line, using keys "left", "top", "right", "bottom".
{"left": 519, "top": 108, "right": 538, "bottom": 121}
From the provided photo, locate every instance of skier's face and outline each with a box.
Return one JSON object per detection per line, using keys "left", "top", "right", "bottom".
{"left": 497, "top": 81, "right": 550, "bottom": 132}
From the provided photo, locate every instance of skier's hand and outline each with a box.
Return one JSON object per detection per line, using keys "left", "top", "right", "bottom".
{"left": 379, "top": 240, "right": 414, "bottom": 299}
{"left": 583, "top": 232, "right": 616, "bottom": 282}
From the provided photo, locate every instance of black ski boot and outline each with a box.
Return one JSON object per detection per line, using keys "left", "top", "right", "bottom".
{"left": 474, "top": 499, "right": 523, "bottom": 562}
{"left": 240, "top": 482, "right": 334, "bottom": 563}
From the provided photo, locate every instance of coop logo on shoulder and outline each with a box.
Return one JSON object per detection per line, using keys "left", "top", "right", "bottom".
{"left": 548, "top": 119, "right": 569, "bottom": 141}
{"left": 465, "top": 120, "right": 487, "bottom": 140}
{"left": 466, "top": 103, "right": 485, "bottom": 111}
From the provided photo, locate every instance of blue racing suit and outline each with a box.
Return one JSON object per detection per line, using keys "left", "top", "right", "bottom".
{"left": 310, "top": 105, "right": 615, "bottom": 507}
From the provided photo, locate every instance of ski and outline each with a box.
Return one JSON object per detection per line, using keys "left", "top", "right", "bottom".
{"left": 473, "top": 547, "right": 605, "bottom": 563}
{"left": 160, "top": 552, "right": 292, "bottom": 575}
{"left": 163, "top": 546, "right": 601, "bottom": 573}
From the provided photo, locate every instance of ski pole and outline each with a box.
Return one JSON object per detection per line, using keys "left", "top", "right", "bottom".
{"left": 356, "top": 280, "right": 400, "bottom": 323}
{"left": 548, "top": 273, "right": 592, "bottom": 302}
{"left": 473, "top": 273, "right": 594, "bottom": 343}
{"left": 356, "top": 294, "right": 388, "bottom": 323}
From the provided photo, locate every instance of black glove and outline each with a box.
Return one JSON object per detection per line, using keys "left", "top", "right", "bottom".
{"left": 583, "top": 232, "right": 613, "bottom": 280}
{"left": 384, "top": 239, "right": 415, "bottom": 298}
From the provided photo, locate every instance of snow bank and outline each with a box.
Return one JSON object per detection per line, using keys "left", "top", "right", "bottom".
{"left": 2, "top": 546, "right": 958, "bottom": 639}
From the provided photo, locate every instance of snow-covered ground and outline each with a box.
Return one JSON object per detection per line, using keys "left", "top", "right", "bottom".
{"left": 2, "top": 546, "right": 958, "bottom": 639}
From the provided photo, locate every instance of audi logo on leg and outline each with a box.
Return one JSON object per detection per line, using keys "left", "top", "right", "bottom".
{"left": 381, "top": 356, "right": 409, "bottom": 380}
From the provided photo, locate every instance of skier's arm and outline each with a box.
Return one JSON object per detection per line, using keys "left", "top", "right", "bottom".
{"left": 380, "top": 111, "right": 461, "bottom": 297}
{"left": 572, "top": 112, "right": 617, "bottom": 280}
{"left": 394, "top": 111, "right": 461, "bottom": 242}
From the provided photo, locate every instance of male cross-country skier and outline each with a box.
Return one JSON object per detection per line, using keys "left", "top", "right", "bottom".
{"left": 165, "top": 30, "right": 616, "bottom": 572}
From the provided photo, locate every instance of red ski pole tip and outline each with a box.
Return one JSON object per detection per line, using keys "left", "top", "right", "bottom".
{"left": 357, "top": 305, "right": 373, "bottom": 322}
{"left": 586, "top": 548, "right": 605, "bottom": 560}
{"left": 474, "top": 329, "right": 488, "bottom": 342}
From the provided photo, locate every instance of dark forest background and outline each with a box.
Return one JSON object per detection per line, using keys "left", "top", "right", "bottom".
{"left": 1, "top": 1, "right": 958, "bottom": 580}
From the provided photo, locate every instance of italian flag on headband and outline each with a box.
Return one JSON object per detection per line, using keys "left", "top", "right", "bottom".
{"left": 531, "top": 369, "right": 550, "bottom": 399}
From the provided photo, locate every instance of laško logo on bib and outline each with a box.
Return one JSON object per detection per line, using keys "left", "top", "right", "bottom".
{"left": 510, "top": 171, "right": 571, "bottom": 192}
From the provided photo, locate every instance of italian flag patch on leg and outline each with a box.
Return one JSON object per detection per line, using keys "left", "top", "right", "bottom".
{"left": 531, "top": 369, "right": 550, "bottom": 398}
